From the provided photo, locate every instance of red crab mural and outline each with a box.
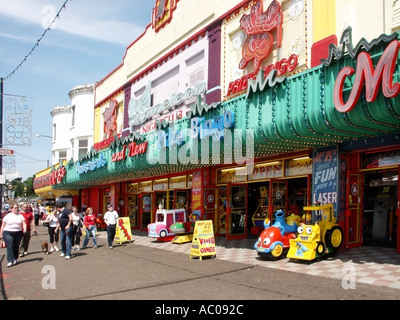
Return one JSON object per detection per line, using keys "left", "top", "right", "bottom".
{"left": 239, "top": 0, "right": 283, "bottom": 73}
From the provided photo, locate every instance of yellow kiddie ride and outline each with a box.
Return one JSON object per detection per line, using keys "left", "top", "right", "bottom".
{"left": 287, "top": 204, "right": 343, "bottom": 261}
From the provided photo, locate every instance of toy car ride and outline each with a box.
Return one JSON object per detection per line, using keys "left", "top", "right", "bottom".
{"left": 287, "top": 203, "right": 343, "bottom": 261}
{"left": 148, "top": 209, "right": 189, "bottom": 242}
{"left": 254, "top": 209, "right": 299, "bottom": 259}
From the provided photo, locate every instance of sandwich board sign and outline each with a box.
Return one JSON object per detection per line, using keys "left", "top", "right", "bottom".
{"left": 190, "top": 220, "right": 216, "bottom": 260}
{"left": 114, "top": 217, "right": 133, "bottom": 244}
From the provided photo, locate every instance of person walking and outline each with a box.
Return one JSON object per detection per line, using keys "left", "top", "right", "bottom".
{"left": 82, "top": 207, "right": 97, "bottom": 249}
{"left": 55, "top": 202, "right": 73, "bottom": 260}
{"left": 104, "top": 204, "right": 119, "bottom": 249}
{"left": 33, "top": 204, "right": 40, "bottom": 226}
{"left": 71, "top": 206, "right": 83, "bottom": 250}
{"left": 19, "top": 203, "right": 36, "bottom": 257}
{"left": 0, "top": 204, "right": 27, "bottom": 267}
{"left": 44, "top": 209, "right": 60, "bottom": 252}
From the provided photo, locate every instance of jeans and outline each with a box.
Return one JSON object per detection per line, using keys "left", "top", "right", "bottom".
{"left": 83, "top": 225, "right": 97, "bottom": 248}
{"left": 19, "top": 231, "right": 31, "bottom": 254}
{"left": 3, "top": 231, "right": 23, "bottom": 263}
{"left": 60, "top": 226, "right": 73, "bottom": 256}
{"left": 106, "top": 224, "right": 116, "bottom": 247}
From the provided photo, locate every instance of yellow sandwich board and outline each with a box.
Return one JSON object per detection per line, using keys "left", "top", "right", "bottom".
{"left": 114, "top": 217, "right": 133, "bottom": 244}
{"left": 190, "top": 220, "right": 216, "bottom": 260}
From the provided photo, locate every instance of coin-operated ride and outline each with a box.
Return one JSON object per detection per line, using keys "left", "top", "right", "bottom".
{"left": 148, "top": 209, "right": 187, "bottom": 241}
{"left": 254, "top": 209, "right": 299, "bottom": 259}
{"left": 287, "top": 203, "right": 343, "bottom": 261}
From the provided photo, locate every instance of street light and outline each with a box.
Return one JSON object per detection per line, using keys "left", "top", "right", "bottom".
{"left": 36, "top": 134, "right": 52, "bottom": 139}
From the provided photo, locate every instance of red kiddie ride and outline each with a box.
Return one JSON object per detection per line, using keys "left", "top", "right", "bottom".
{"left": 96, "top": 214, "right": 107, "bottom": 230}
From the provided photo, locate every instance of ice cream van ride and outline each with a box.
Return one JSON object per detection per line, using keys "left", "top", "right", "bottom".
{"left": 148, "top": 209, "right": 188, "bottom": 239}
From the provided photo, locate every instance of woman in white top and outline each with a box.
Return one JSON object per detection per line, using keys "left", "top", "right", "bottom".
{"left": 0, "top": 204, "right": 27, "bottom": 267}
{"left": 71, "top": 206, "right": 83, "bottom": 250}
{"left": 44, "top": 210, "right": 59, "bottom": 252}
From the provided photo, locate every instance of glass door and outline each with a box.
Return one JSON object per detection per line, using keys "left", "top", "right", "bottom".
{"left": 174, "top": 189, "right": 191, "bottom": 211}
{"left": 227, "top": 184, "right": 247, "bottom": 240}
{"left": 140, "top": 193, "right": 153, "bottom": 231}
{"left": 269, "top": 180, "right": 287, "bottom": 224}
{"left": 347, "top": 173, "right": 362, "bottom": 248}
{"left": 204, "top": 187, "right": 217, "bottom": 228}
{"left": 127, "top": 195, "right": 139, "bottom": 229}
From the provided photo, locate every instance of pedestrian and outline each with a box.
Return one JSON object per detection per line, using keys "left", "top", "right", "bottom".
{"left": 0, "top": 204, "right": 27, "bottom": 267}
{"left": 19, "top": 203, "right": 36, "bottom": 257}
{"left": 55, "top": 202, "right": 73, "bottom": 260}
{"left": 104, "top": 204, "right": 119, "bottom": 249}
{"left": 82, "top": 207, "right": 97, "bottom": 249}
{"left": 44, "top": 209, "right": 60, "bottom": 252}
{"left": 39, "top": 204, "right": 46, "bottom": 220}
{"left": 71, "top": 206, "right": 83, "bottom": 250}
{"left": 33, "top": 204, "right": 40, "bottom": 226}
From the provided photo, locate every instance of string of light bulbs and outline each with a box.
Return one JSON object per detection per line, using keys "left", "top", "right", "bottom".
{"left": 3, "top": 0, "right": 70, "bottom": 81}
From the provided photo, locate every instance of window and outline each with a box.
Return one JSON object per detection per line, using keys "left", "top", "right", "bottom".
{"left": 79, "top": 139, "right": 88, "bottom": 157}
{"left": 59, "top": 151, "right": 67, "bottom": 162}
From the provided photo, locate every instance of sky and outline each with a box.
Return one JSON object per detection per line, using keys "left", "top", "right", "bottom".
{"left": 0, "top": 0, "right": 156, "bottom": 181}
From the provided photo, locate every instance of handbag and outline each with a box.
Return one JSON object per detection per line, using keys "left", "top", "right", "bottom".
{"left": 43, "top": 221, "right": 49, "bottom": 227}
{"left": 1, "top": 240, "right": 6, "bottom": 248}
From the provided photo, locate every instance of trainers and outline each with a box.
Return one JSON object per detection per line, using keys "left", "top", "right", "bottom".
{"left": 65, "top": 255, "right": 71, "bottom": 260}
{"left": 60, "top": 253, "right": 65, "bottom": 257}
{"left": 50, "top": 248, "right": 54, "bottom": 253}
{"left": 109, "top": 246, "right": 113, "bottom": 249}
{"left": 12, "top": 259, "right": 17, "bottom": 265}
{"left": 54, "top": 246, "right": 59, "bottom": 252}
{"left": 19, "top": 253, "right": 24, "bottom": 257}
{"left": 7, "top": 262, "right": 12, "bottom": 267}
{"left": 93, "top": 246, "right": 97, "bottom": 249}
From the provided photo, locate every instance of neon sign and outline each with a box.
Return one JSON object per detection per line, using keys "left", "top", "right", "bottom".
{"left": 238, "top": 0, "right": 283, "bottom": 73}
{"left": 77, "top": 154, "right": 107, "bottom": 175}
{"left": 157, "top": 111, "right": 235, "bottom": 149}
{"left": 111, "top": 142, "right": 148, "bottom": 163}
{"left": 323, "top": 27, "right": 400, "bottom": 113}
{"left": 333, "top": 40, "right": 400, "bottom": 112}
{"left": 227, "top": 54, "right": 298, "bottom": 97}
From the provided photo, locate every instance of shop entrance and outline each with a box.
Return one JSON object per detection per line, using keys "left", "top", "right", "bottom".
{"left": 227, "top": 184, "right": 247, "bottom": 240}
{"left": 174, "top": 189, "right": 191, "bottom": 210}
{"left": 363, "top": 170, "right": 398, "bottom": 248}
{"left": 248, "top": 177, "right": 309, "bottom": 234}
{"left": 139, "top": 193, "right": 153, "bottom": 231}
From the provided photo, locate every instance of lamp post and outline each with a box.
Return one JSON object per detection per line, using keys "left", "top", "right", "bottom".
{"left": 36, "top": 134, "right": 52, "bottom": 167}
{"left": 36, "top": 134, "right": 53, "bottom": 139}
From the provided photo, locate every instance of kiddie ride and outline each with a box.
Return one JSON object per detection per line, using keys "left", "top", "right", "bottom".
{"left": 147, "top": 209, "right": 196, "bottom": 244}
{"left": 254, "top": 209, "right": 301, "bottom": 259}
{"left": 287, "top": 203, "right": 343, "bottom": 261}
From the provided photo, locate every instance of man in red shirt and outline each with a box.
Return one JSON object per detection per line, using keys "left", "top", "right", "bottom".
{"left": 19, "top": 203, "right": 36, "bottom": 257}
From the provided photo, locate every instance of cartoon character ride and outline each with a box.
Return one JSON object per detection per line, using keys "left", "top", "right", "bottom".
{"left": 254, "top": 209, "right": 299, "bottom": 259}
{"left": 287, "top": 203, "right": 343, "bottom": 261}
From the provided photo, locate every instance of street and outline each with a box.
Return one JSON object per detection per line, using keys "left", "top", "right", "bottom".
{"left": 1, "top": 225, "right": 400, "bottom": 304}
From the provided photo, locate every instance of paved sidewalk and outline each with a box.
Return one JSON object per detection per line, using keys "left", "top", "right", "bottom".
{"left": 114, "top": 230, "right": 400, "bottom": 290}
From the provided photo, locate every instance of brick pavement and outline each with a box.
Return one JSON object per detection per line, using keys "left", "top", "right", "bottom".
{"left": 110, "top": 230, "right": 400, "bottom": 290}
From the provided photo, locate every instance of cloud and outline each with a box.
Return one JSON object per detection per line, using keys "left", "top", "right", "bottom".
{"left": 0, "top": 0, "right": 151, "bottom": 46}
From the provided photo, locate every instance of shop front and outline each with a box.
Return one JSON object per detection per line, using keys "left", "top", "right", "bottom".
{"left": 213, "top": 154, "right": 312, "bottom": 240}
{"left": 51, "top": 26, "right": 400, "bottom": 253}
{"left": 118, "top": 174, "right": 192, "bottom": 231}
{"left": 342, "top": 140, "right": 400, "bottom": 252}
